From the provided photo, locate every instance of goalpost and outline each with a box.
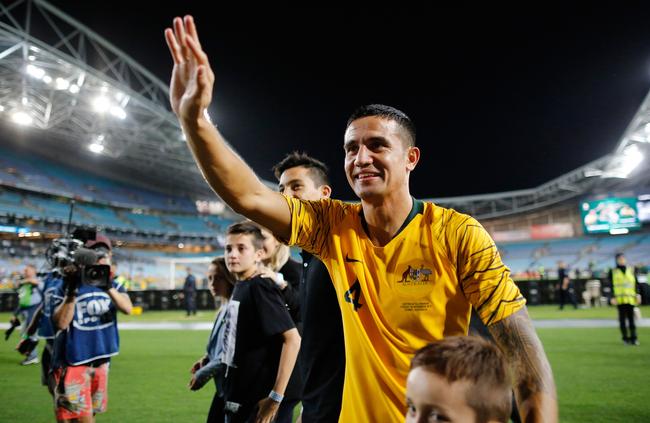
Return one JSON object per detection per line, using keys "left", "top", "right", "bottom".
{"left": 156, "top": 256, "right": 215, "bottom": 290}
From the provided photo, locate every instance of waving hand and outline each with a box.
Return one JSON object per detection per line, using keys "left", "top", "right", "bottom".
{"left": 165, "top": 16, "right": 214, "bottom": 121}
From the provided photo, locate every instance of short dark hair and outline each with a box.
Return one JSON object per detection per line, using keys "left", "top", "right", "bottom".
{"left": 226, "top": 221, "right": 265, "bottom": 250}
{"left": 272, "top": 151, "right": 330, "bottom": 187}
{"left": 346, "top": 104, "right": 416, "bottom": 147}
{"left": 210, "top": 257, "right": 236, "bottom": 298}
{"left": 410, "top": 336, "right": 512, "bottom": 423}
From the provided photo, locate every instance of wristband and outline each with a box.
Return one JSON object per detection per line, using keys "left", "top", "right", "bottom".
{"left": 268, "top": 390, "right": 284, "bottom": 403}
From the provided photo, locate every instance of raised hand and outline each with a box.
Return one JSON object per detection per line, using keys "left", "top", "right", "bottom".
{"left": 164, "top": 16, "right": 215, "bottom": 122}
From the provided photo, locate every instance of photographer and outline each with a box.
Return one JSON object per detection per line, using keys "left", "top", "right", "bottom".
{"left": 51, "top": 234, "right": 132, "bottom": 422}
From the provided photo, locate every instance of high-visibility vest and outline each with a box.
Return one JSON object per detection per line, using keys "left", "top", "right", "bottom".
{"left": 612, "top": 267, "right": 637, "bottom": 305}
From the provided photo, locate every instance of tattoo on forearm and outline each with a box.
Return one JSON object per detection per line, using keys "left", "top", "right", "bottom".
{"left": 489, "top": 309, "right": 556, "bottom": 405}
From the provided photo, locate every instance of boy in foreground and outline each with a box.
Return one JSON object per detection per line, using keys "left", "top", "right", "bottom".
{"left": 406, "top": 336, "right": 512, "bottom": 423}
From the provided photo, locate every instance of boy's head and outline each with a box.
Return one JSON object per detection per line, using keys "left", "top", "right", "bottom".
{"left": 406, "top": 336, "right": 512, "bottom": 423}
{"left": 225, "top": 221, "right": 265, "bottom": 279}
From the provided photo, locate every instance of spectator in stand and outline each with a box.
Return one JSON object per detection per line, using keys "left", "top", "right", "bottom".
{"left": 183, "top": 266, "right": 197, "bottom": 316}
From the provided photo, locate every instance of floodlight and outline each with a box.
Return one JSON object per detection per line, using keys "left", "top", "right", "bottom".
{"left": 11, "top": 111, "right": 32, "bottom": 126}
{"left": 55, "top": 77, "right": 69, "bottom": 90}
{"left": 26, "top": 64, "right": 45, "bottom": 79}
{"left": 92, "top": 96, "right": 110, "bottom": 113}
{"left": 619, "top": 144, "right": 644, "bottom": 177}
{"left": 88, "top": 142, "right": 104, "bottom": 153}
{"left": 110, "top": 105, "right": 127, "bottom": 119}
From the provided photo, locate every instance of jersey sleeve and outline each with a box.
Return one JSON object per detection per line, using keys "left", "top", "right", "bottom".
{"left": 282, "top": 196, "right": 340, "bottom": 259}
{"left": 449, "top": 214, "right": 526, "bottom": 326}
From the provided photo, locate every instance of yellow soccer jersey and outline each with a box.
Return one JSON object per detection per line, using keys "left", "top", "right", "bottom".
{"left": 284, "top": 196, "right": 526, "bottom": 423}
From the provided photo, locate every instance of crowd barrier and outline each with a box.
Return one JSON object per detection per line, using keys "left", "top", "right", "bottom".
{"left": 1, "top": 280, "right": 648, "bottom": 312}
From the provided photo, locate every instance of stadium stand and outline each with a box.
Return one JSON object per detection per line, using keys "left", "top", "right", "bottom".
{"left": 499, "top": 233, "right": 650, "bottom": 278}
{"left": 0, "top": 145, "right": 196, "bottom": 213}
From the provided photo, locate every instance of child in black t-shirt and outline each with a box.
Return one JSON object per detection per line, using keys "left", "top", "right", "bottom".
{"left": 196, "top": 222, "right": 300, "bottom": 423}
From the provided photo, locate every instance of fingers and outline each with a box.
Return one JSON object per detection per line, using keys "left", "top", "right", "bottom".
{"left": 186, "top": 36, "right": 210, "bottom": 66}
{"left": 168, "top": 16, "right": 209, "bottom": 68}
{"left": 184, "top": 15, "right": 202, "bottom": 50}
{"left": 165, "top": 28, "right": 183, "bottom": 64}
{"left": 173, "top": 17, "right": 189, "bottom": 60}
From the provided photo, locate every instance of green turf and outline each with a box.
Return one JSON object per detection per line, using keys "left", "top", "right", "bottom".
{"left": 1, "top": 330, "right": 214, "bottom": 422}
{"left": 538, "top": 327, "right": 650, "bottom": 422}
{"left": 527, "top": 304, "right": 650, "bottom": 320}
{"left": 4, "top": 304, "right": 648, "bottom": 324}
{"left": 2, "top": 316, "right": 650, "bottom": 421}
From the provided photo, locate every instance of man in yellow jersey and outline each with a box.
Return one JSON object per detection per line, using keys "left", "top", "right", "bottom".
{"left": 164, "top": 15, "right": 558, "bottom": 422}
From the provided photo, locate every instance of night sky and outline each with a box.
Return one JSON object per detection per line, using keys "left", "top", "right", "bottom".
{"left": 47, "top": 2, "right": 650, "bottom": 200}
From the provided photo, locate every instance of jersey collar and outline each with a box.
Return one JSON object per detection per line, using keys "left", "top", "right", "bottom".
{"left": 359, "top": 197, "right": 424, "bottom": 241}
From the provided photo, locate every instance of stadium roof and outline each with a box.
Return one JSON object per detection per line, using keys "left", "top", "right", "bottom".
{"left": 0, "top": 0, "right": 229, "bottom": 197}
{"left": 0, "top": 1, "right": 649, "bottom": 219}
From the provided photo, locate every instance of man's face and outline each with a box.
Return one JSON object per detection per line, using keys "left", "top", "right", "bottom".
{"left": 617, "top": 255, "right": 627, "bottom": 266}
{"left": 225, "top": 233, "right": 262, "bottom": 278}
{"left": 278, "top": 166, "right": 330, "bottom": 201}
{"left": 405, "top": 367, "right": 477, "bottom": 423}
{"left": 344, "top": 116, "right": 419, "bottom": 201}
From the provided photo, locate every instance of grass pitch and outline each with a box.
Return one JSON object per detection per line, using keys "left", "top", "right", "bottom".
{"left": 1, "top": 307, "right": 649, "bottom": 422}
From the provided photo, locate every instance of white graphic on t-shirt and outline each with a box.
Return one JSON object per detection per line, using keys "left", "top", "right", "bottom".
{"left": 218, "top": 300, "right": 239, "bottom": 368}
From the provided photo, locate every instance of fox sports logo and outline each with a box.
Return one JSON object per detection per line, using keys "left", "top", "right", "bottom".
{"left": 74, "top": 292, "right": 113, "bottom": 329}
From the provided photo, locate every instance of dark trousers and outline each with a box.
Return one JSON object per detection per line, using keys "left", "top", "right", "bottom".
{"left": 617, "top": 304, "right": 637, "bottom": 343}
{"left": 41, "top": 342, "right": 53, "bottom": 388}
{"left": 275, "top": 398, "right": 299, "bottom": 423}
{"left": 207, "top": 394, "right": 257, "bottom": 423}
{"left": 185, "top": 293, "right": 196, "bottom": 315}
{"left": 559, "top": 289, "right": 577, "bottom": 309}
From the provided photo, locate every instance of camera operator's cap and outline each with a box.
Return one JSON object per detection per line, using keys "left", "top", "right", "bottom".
{"left": 85, "top": 233, "right": 112, "bottom": 251}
